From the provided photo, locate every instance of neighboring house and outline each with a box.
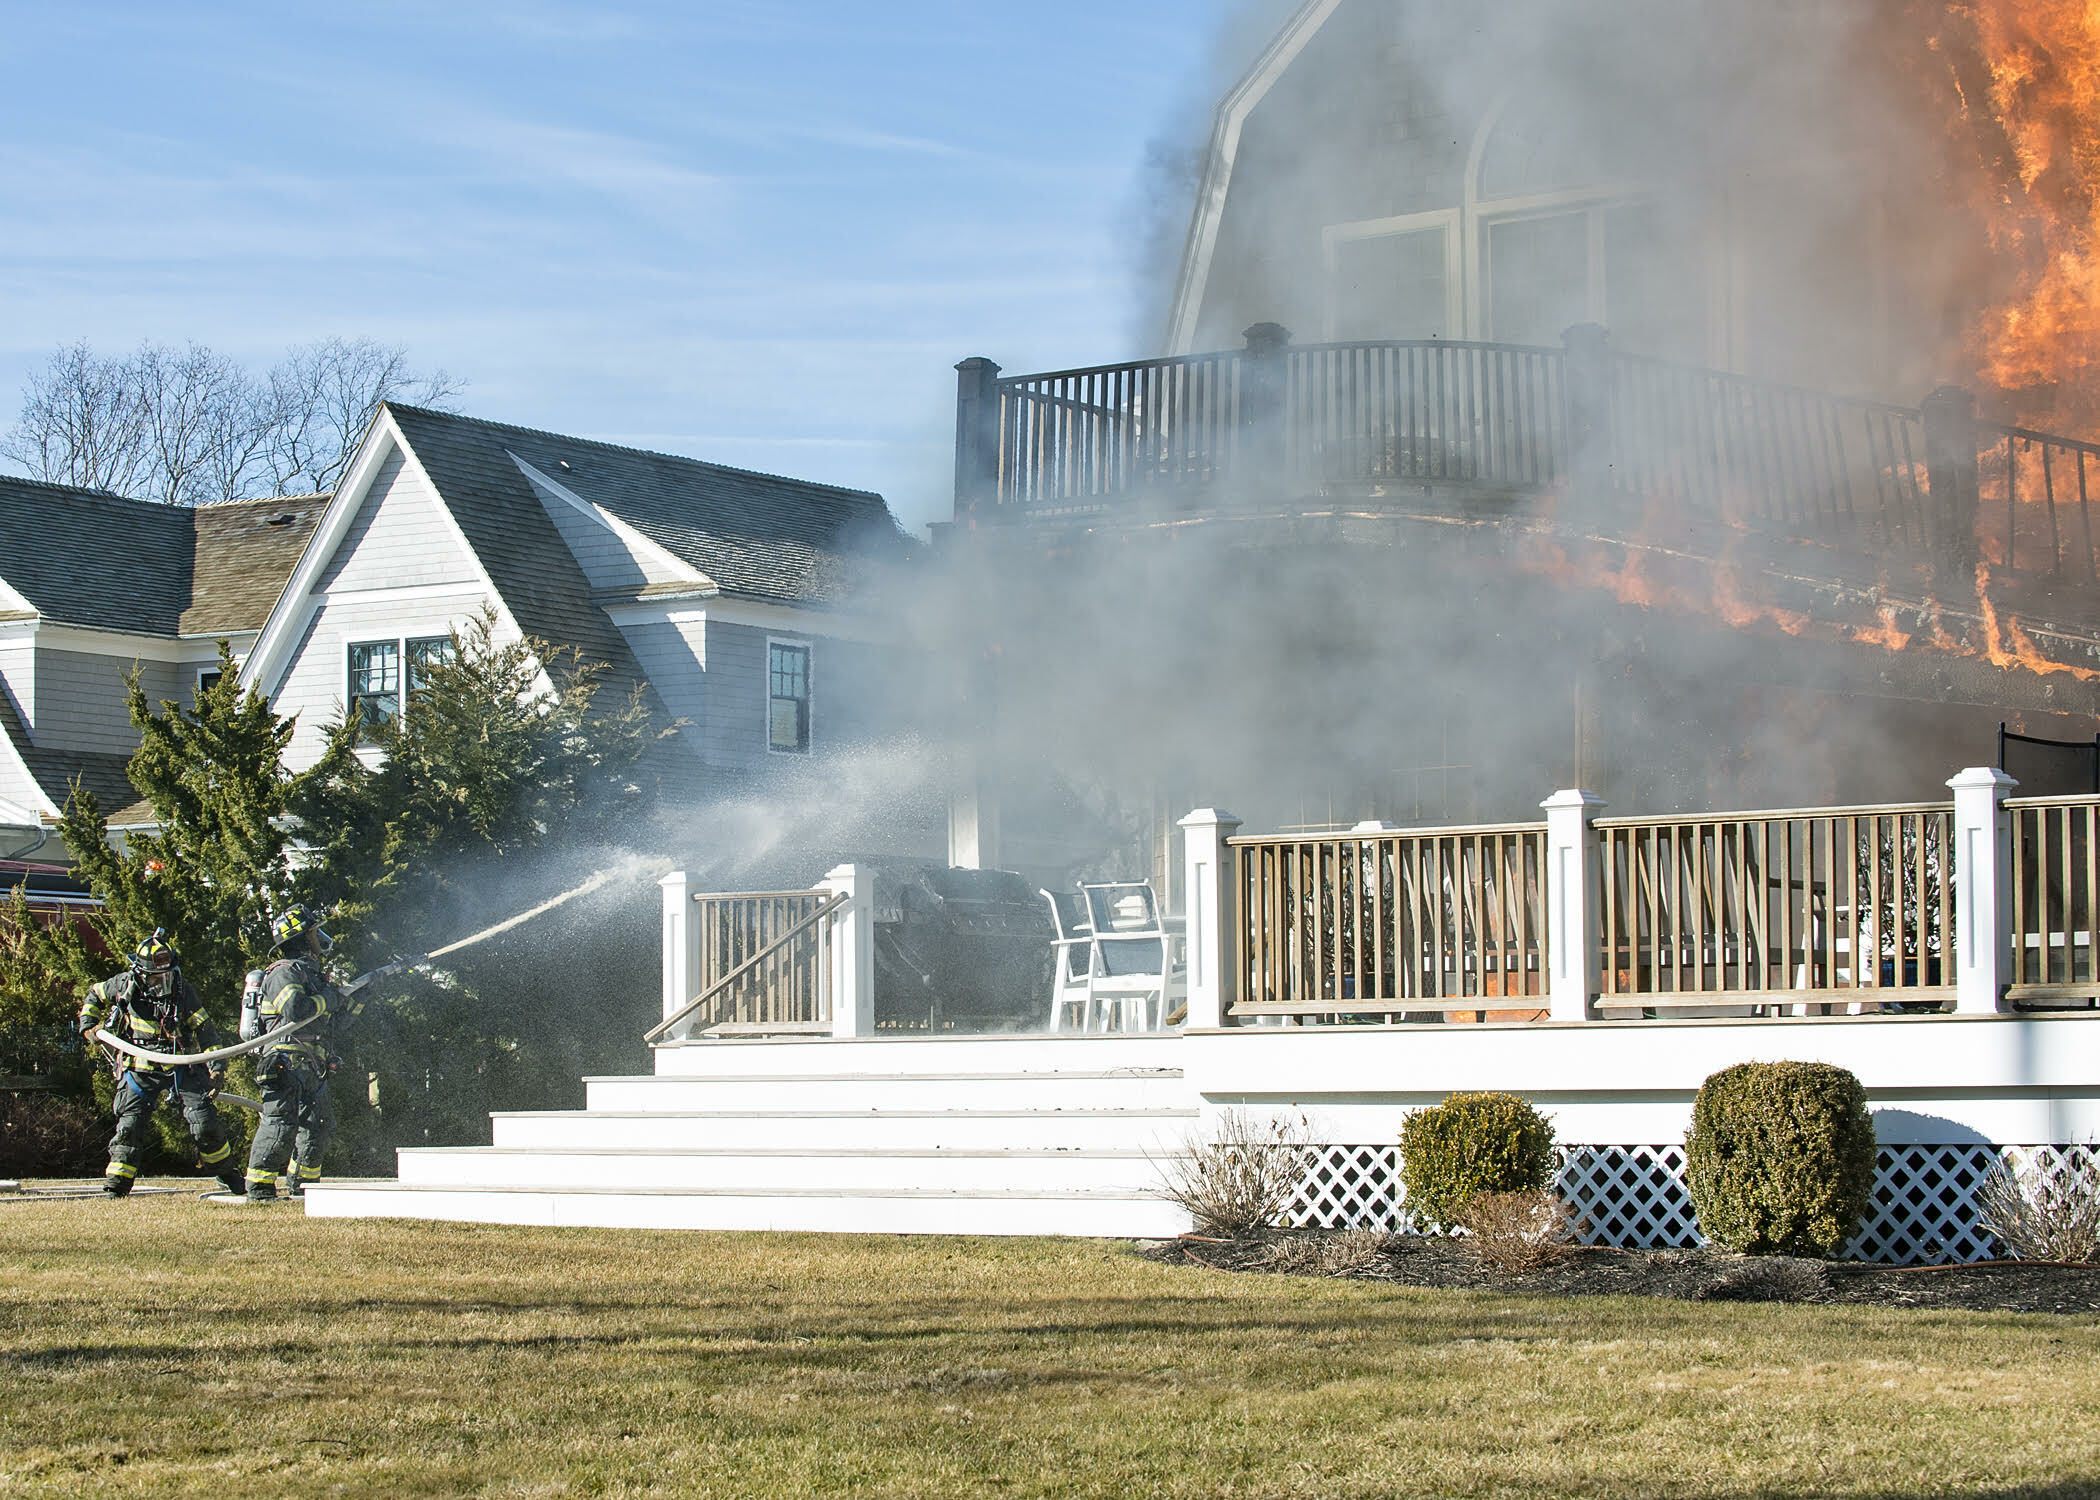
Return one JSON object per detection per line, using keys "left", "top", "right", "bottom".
{"left": 0, "top": 478, "right": 326, "bottom": 848}
{"left": 3, "top": 405, "right": 920, "bottom": 862}
{"left": 243, "top": 403, "right": 917, "bottom": 783}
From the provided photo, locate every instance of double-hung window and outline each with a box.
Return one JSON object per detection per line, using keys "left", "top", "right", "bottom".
{"left": 349, "top": 633, "right": 455, "bottom": 737}
{"left": 768, "top": 642, "right": 811, "bottom": 754}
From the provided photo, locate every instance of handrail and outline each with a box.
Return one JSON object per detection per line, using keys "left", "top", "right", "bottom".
{"left": 2005, "top": 793, "right": 2100, "bottom": 808}
{"left": 1607, "top": 348, "right": 1924, "bottom": 421}
{"left": 1594, "top": 800, "right": 1953, "bottom": 828}
{"left": 1230, "top": 819, "right": 1547, "bottom": 845}
{"left": 1978, "top": 419, "right": 2100, "bottom": 460}
{"left": 644, "top": 890, "right": 846, "bottom": 1043}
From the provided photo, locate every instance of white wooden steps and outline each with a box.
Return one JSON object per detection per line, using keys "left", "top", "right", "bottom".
{"left": 303, "top": 1034, "right": 1199, "bottom": 1237}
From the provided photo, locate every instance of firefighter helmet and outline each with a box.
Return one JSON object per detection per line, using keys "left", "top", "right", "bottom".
{"left": 270, "top": 904, "right": 334, "bottom": 956}
{"left": 130, "top": 929, "right": 179, "bottom": 998}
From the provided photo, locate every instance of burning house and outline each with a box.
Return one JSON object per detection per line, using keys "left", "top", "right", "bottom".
{"left": 309, "top": 2, "right": 2100, "bottom": 1250}
{"left": 932, "top": 0, "right": 2100, "bottom": 866}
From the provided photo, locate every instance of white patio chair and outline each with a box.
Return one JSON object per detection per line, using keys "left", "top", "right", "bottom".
{"left": 1080, "top": 881, "right": 1172, "bottom": 1032}
{"left": 1041, "top": 888, "right": 1095, "bottom": 1032}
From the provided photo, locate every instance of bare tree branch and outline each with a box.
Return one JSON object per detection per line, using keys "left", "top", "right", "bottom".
{"left": 0, "top": 336, "right": 463, "bottom": 505}
{"left": 0, "top": 341, "right": 150, "bottom": 497}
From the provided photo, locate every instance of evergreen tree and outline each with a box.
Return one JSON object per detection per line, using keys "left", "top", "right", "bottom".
{"left": 61, "top": 642, "right": 342, "bottom": 1012}
{"left": 4, "top": 644, "right": 345, "bottom": 1168}
{"left": 293, "top": 608, "right": 671, "bottom": 1161}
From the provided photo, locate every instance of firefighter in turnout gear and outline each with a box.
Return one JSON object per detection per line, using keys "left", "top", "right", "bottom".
{"left": 244, "top": 904, "right": 360, "bottom": 1201}
{"left": 78, "top": 931, "right": 244, "bottom": 1197}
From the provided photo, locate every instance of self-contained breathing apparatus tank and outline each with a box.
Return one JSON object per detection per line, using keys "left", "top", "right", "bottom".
{"left": 237, "top": 969, "right": 266, "bottom": 1041}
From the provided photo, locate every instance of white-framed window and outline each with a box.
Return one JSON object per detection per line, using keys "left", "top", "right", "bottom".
{"left": 767, "top": 640, "right": 811, "bottom": 754}
{"left": 347, "top": 633, "right": 455, "bottom": 736}
{"left": 1322, "top": 211, "right": 1460, "bottom": 343}
{"left": 196, "top": 665, "right": 225, "bottom": 696}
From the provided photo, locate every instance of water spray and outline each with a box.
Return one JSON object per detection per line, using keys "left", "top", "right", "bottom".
{"left": 90, "top": 864, "right": 639, "bottom": 1071}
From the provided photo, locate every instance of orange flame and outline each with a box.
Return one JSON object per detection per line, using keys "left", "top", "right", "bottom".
{"left": 1974, "top": 560, "right": 2100, "bottom": 677}
{"left": 1945, "top": 1, "right": 2100, "bottom": 430}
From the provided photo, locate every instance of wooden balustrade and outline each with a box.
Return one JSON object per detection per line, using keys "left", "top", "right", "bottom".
{"left": 646, "top": 890, "right": 844, "bottom": 1041}
{"left": 1605, "top": 354, "right": 1932, "bottom": 554}
{"left": 2007, "top": 796, "right": 2100, "bottom": 1006}
{"left": 1595, "top": 805, "right": 1954, "bottom": 1012}
{"left": 1228, "top": 824, "right": 1547, "bottom": 1018}
{"left": 1975, "top": 424, "right": 2100, "bottom": 582}
{"left": 992, "top": 340, "right": 1567, "bottom": 512}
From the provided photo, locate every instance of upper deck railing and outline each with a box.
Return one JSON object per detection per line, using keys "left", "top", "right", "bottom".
{"left": 954, "top": 328, "right": 2100, "bottom": 586}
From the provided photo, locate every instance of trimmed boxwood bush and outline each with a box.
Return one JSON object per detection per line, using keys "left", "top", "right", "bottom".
{"left": 1685, "top": 1061, "right": 1876, "bottom": 1257}
{"left": 1399, "top": 1091, "right": 1556, "bottom": 1232}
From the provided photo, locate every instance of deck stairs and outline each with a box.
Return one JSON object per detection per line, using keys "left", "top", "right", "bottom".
{"left": 303, "top": 1036, "right": 1199, "bottom": 1236}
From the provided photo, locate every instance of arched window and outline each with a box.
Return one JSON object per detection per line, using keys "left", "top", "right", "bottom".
{"left": 1466, "top": 94, "right": 1708, "bottom": 361}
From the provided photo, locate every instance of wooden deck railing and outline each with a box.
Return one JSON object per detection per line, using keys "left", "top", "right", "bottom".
{"left": 1975, "top": 424, "right": 2100, "bottom": 582}
{"left": 1604, "top": 354, "right": 1934, "bottom": 555}
{"left": 969, "top": 334, "right": 2100, "bottom": 587}
{"left": 2008, "top": 795, "right": 2100, "bottom": 1006}
{"left": 645, "top": 890, "right": 845, "bottom": 1041}
{"left": 1228, "top": 823, "right": 1547, "bottom": 1018}
{"left": 992, "top": 340, "right": 1567, "bottom": 513}
{"left": 1595, "top": 805, "right": 1954, "bottom": 1011}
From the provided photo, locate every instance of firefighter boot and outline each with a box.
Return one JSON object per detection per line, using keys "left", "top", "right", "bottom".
{"left": 245, "top": 1171, "right": 278, "bottom": 1203}
{"left": 102, "top": 1172, "right": 133, "bottom": 1198}
{"left": 216, "top": 1165, "right": 245, "bottom": 1197}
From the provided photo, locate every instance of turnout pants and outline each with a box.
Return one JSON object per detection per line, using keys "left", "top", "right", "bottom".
{"left": 245, "top": 1055, "right": 335, "bottom": 1193}
{"left": 107, "top": 1065, "right": 233, "bottom": 1183}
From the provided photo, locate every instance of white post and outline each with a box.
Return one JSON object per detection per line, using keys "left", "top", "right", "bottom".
{"left": 659, "top": 871, "right": 699, "bottom": 1027}
{"left": 1541, "top": 789, "right": 1606, "bottom": 1022}
{"left": 820, "top": 864, "right": 876, "bottom": 1038}
{"left": 1949, "top": 766, "right": 2016, "bottom": 1015}
{"left": 1178, "top": 809, "right": 1242, "bottom": 1030}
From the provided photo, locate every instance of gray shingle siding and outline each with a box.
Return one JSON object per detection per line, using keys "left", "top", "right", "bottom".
{"left": 31, "top": 648, "right": 182, "bottom": 756}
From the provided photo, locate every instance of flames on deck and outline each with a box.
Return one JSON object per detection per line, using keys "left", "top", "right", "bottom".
{"left": 1501, "top": 1, "right": 2100, "bottom": 689}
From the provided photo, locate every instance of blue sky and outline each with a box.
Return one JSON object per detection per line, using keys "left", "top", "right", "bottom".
{"left": 0, "top": 2, "right": 1242, "bottom": 531}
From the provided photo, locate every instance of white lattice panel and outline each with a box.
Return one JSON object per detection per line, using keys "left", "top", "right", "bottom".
{"left": 1289, "top": 1144, "right": 1408, "bottom": 1230}
{"left": 1290, "top": 1142, "right": 2100, "bottom": 1263}
{"left": 1558, "top": 1145, "right": 1702, "bottom": 1249}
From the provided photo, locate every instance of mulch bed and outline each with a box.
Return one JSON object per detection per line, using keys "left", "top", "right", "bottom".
{"left": 1139, "top": 1231, "right": 2100, "bottom": 1314}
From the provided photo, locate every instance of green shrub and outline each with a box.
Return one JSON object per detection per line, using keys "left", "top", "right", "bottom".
{"left": 1684, "top": 1061, "right": 1876, "bottom": 1257}
{"left": 1398, "top": 1091, "right": 1557, "bottom": 1232}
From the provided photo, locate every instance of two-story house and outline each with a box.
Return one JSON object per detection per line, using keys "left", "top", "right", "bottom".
{"left": 4, "top": 404, "right": 928, "bottom": 863}
{"left": 0, "top": 479, "right": 326, "bottom": 852}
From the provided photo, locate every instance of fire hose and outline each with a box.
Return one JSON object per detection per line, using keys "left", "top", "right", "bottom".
{"left": 86, "top": 866, "right": 624, "bottom": 1071}
{"left": 89, "top": 958, "right": 417, "bottom": 1070}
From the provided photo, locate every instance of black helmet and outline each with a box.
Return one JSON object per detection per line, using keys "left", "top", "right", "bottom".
{"left": 270, "top": 904, "right": 334, "bottom": 956}
{"left": 130, "top": 929, "right": 179, "bottom": 998}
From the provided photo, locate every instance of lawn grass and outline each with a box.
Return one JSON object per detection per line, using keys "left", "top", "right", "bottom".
{"left": 3, "top": 1190, "right": 2100, "bottom": 1498}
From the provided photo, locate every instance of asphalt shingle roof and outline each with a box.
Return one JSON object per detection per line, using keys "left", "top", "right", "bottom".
{"left": 383, "top": 404, "right": 909, "bottom": 609}
{"left": 0, "top": 476, "right": 194, "bottom": 634}
{"left": 185, "top": 494, "right": 329, "bottom": 635}
{"left": 0, "top": 475, "right": 325, "bottom": 639}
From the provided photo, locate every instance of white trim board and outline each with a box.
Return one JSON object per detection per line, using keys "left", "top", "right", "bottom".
{"left": 0, "top": 573, "right": 34, "bottom": 616}
{"left": 600, "top": 595, "right": 892, "bottom": 644}
{"left": 27, "top": 623, "right": 255, "bottom": 664}
{"left": 1166, "top": 0, "right": 1344, "bottom": 354}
